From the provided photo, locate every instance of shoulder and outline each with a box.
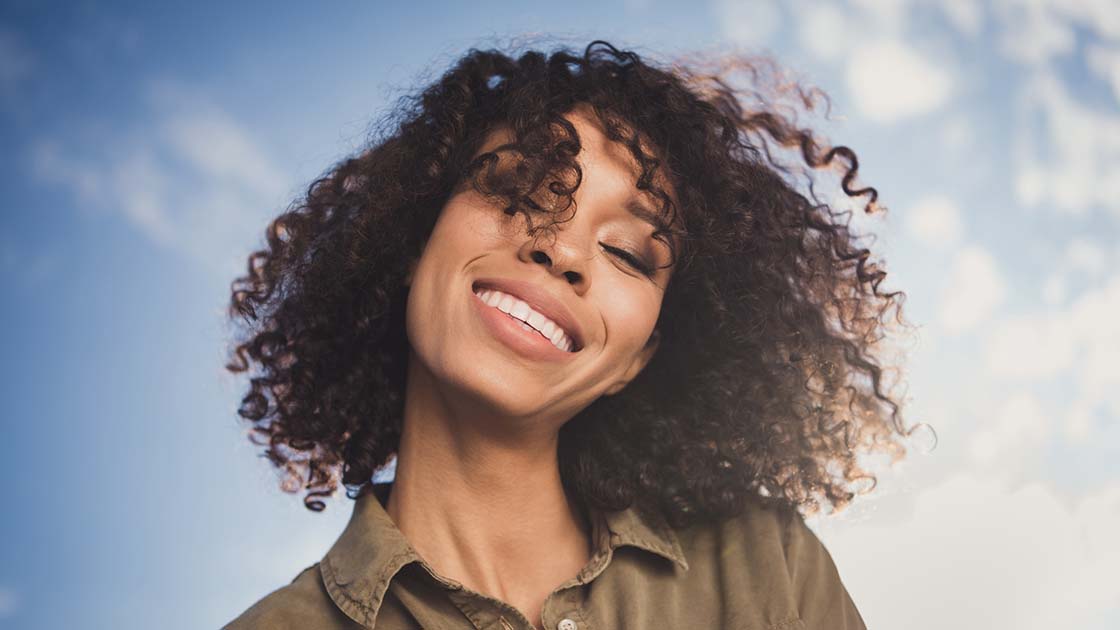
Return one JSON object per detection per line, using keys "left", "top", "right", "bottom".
{"left": 674, "top": 495, "right": 801, "bottom": 571}
{"left": 221, "top": 563, "right": 358, "bottom": 630}
{"left": 674, "top": 498, "right": 867, "bottom": 630}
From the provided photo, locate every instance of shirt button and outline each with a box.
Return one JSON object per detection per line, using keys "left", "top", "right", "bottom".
{"left": 557, "top": 619, "right": 578, "bottom": 630}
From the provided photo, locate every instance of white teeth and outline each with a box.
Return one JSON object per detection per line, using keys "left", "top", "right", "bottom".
{"left": 540, "top": 320, "right": 557, "bottom": 338}
{"left": 510, "top": 300, "right": 531, "bottom": 321}
{"left": 475, "top": 287, "right": 575, "bottom": 352}
{"left": 526, "top": 310, "right": 548, "bottom": 332}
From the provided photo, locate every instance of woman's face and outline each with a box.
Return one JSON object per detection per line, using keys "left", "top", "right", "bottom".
{"left": 405, "top": 106, "right": 677, "bottom": 427}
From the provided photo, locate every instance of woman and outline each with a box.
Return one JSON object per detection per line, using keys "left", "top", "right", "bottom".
{"left": 223, "top": 39, "right": 919, "bottom": 630}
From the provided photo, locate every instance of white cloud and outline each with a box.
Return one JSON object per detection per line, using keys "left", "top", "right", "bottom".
{"left": 810, "top": 473, "right": 1120, "bottom": 629}
{"left": 111, "top": 149, "right": 178, "bottom": 246}
{"left": 850, "top": 0, "right": 909, "bottom": 33}
{"left": 1063, "top": 398, "right": 1099, "bottom": 442}
{"left": 715, "top": 0, "right": 782, "bottom": 46}
{"left": 30, "top": 81, "right": 291, "bottom": 277}
{"left": 984, "top": 272, "right": 1120, "bottom": 448}
{"left": 1013, "top": 163, "right": 1046, "bottom": 207}
{"left": 905, "top": 195, "right": 963, "bottom": 248}
{"left": 1086, "top": 43, "right": 1120, "bottom": 105}
{"left": 938, "top": 115, "right": 974, "bottom": 152}
{"left": 147, "top": 81, "right": 288, "bottom": 201}
{"left": 992, "top": 0, "right": 1077, "bottom": 65}
{"left": 1065, "top": 237, "right": 1108, "bottom": 275}
{"left": 796, "top": 1, "right": 852, "bottom": 59}
{"left": 0, "top": 585, "right": 17, "bottom": 618}
{"left": 846, "top": 39, "right": 953, "bottom": 123}
{"left": 938, "top": 0, "right": 984, "bottom": 37}
{"left": 968, "top": 391, "right": 1050, "bottom": 477}
{"left": 1053, "top": 0, "right": 1120, "bottom": 42}
{"left": 1041, "top": 271, "right": 1066, "bottom": 305}
{"left": 988, "top": 0, "right": 1120, "bottom": 68}
{"left": 159, "top": 108, "right": 287, "bottom": 200}
{"left": 938, "top": 244, "right": 1006, "bottom": 334}
{"left": 1065, "top": 273, "right": 1120, "bottom": 408}
{"left": 790, "top": 0, "right": 918, "bottom": 60}
{"left": 1013, "top": 71, "right": 1120, "bottom": 219}
{"left": 984, "top": 311, "right": 1078, "bottom": 379}
{"left": 29, "top": 143, "right": 103, "bottom": 206}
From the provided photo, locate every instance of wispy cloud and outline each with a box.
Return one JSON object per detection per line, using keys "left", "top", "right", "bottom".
{"left": 811, "top": 472, "right": 1120, "bottom": 629}
{"left": 846, "top": 39, "right": 953, "bottom": 123}
{"left": 992, "top": 0, "right": 1120, "bottom": 66}
{"left": 937, "top": 0, "right": 984, "bottom": 37}
{"left": 984, "top": 310, "right": 1078, "bottom": 380}
{"left": 968, "top": 391, "right": 1050, "bottom": 479}
{"left": 905, "top": 195, "right": 963, "bottom": 248}
{"left": 30, "top": 80, "right": 292, "bottom": 277}
{"left": 795, "top": 1, "right": 850, "bottom": 59}
{"left": 1013, "top": 70, "right": 1120, "bottom": 220}
{"left": 993, "top": 0, "right": 1077, "bottom": 65}
{"left": 937, "top": 244, "right": 1007, "bottom": 334}
{"left": 717, "top": 1, "right": 957, "bottom": 123}
{"left": 1086, "top": 43, "right": 1120, "bottom": 104}
{"left": 714, "top": 0, "right": 782, "bottom": 46}
{"left": 984, "top": 271, "right": 1120, "bottom": 447}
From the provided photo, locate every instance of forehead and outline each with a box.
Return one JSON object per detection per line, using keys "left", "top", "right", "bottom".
{"left": 473, "top": 103, "right": 682, "bottom": 221}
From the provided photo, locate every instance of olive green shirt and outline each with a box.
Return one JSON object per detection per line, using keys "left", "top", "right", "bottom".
{"left": 224, "top": 483, "right": 865, "bottom": 629}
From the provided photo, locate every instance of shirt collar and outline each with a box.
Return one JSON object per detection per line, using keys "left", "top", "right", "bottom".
{"left": 599, "top": 500, "right": 690, "bottom": 572}
{"left": 321, "top": 482, "right": 689, "bottom": 627}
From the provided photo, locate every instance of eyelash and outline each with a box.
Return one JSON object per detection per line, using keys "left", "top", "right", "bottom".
{"left": 602, "top": 244, "right": 654, "bottom": 277}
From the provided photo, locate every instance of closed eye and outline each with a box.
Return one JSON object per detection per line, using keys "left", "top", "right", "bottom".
{"left": 602, "top": 244, "right": 654, "bottom": 277}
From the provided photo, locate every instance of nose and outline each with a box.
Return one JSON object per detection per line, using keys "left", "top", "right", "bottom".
{"left": 518, "top": 224, "right": 592, "bottom": 295}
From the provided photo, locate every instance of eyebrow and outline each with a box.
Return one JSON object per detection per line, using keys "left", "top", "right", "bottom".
{"left": 625, "top": 197, "right": 667, "bottom": 231}
{"left": 624, "top": 196, "right": 681, "bottom": 259}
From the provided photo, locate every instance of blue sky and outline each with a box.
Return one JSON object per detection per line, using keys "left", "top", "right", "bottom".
{"left": 1, "top": 1, "right": 1118, "bottom": 628}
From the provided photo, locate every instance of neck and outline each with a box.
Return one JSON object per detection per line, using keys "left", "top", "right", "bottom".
{"left": 385, "top": 350, "right": 591, "bottom": 628}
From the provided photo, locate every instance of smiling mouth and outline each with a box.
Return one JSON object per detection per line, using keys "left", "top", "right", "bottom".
{"left": 471, "top": 284, "right": 581, "bottom": 353}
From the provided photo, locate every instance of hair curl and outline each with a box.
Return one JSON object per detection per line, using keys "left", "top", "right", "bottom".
{"left": 226, "top": 38, "right": 927, "bottom": 527}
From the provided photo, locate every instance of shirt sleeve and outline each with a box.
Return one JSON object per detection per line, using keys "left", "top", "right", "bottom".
{"left": 781, "top": 510, "right": 867, "bottom": 630}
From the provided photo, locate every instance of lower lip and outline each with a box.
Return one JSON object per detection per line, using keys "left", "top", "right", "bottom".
{"left": 471, "top": 288, "right": 577, "bottom": 362}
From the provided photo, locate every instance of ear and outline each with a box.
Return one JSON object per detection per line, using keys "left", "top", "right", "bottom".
{"left": 604, "top": 328, "right": 661, "bottom": 396}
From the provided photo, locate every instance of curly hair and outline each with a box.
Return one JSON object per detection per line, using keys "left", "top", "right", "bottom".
{"left": 226, "top": 38, "right": 925, "bottom": 527}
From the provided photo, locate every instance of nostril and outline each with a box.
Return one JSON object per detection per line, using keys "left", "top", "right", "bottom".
{"left": 564, "top": 271, "right": 581, "bottom": 284}
{"left": 531, "top": 251, "right": 551, "bottom": 265}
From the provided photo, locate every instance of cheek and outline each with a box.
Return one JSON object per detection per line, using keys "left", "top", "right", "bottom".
{"left": 429, "top": 193, "right": 522, "bottom": 256}
{"left": 404, "top": 196, "right": 519, "bottom": 354}
{"left": 413, "top": 197, "right": 505, "bottom": 280}
{"left": 600, "top": 282, "right": 663, "bottom": 349}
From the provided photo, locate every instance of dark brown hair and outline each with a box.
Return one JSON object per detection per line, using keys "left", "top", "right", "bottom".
{"left": 226, "top": 39, "right": 926, "bottom": 527}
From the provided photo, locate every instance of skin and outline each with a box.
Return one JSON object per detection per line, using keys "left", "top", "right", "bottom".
{"left": 386, "top": 104, "right": 678, "bottom": 629}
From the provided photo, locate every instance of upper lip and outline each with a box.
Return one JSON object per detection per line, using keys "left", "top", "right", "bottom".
{"left": 472, "top": 277, "right": 585, "bottom": 351}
